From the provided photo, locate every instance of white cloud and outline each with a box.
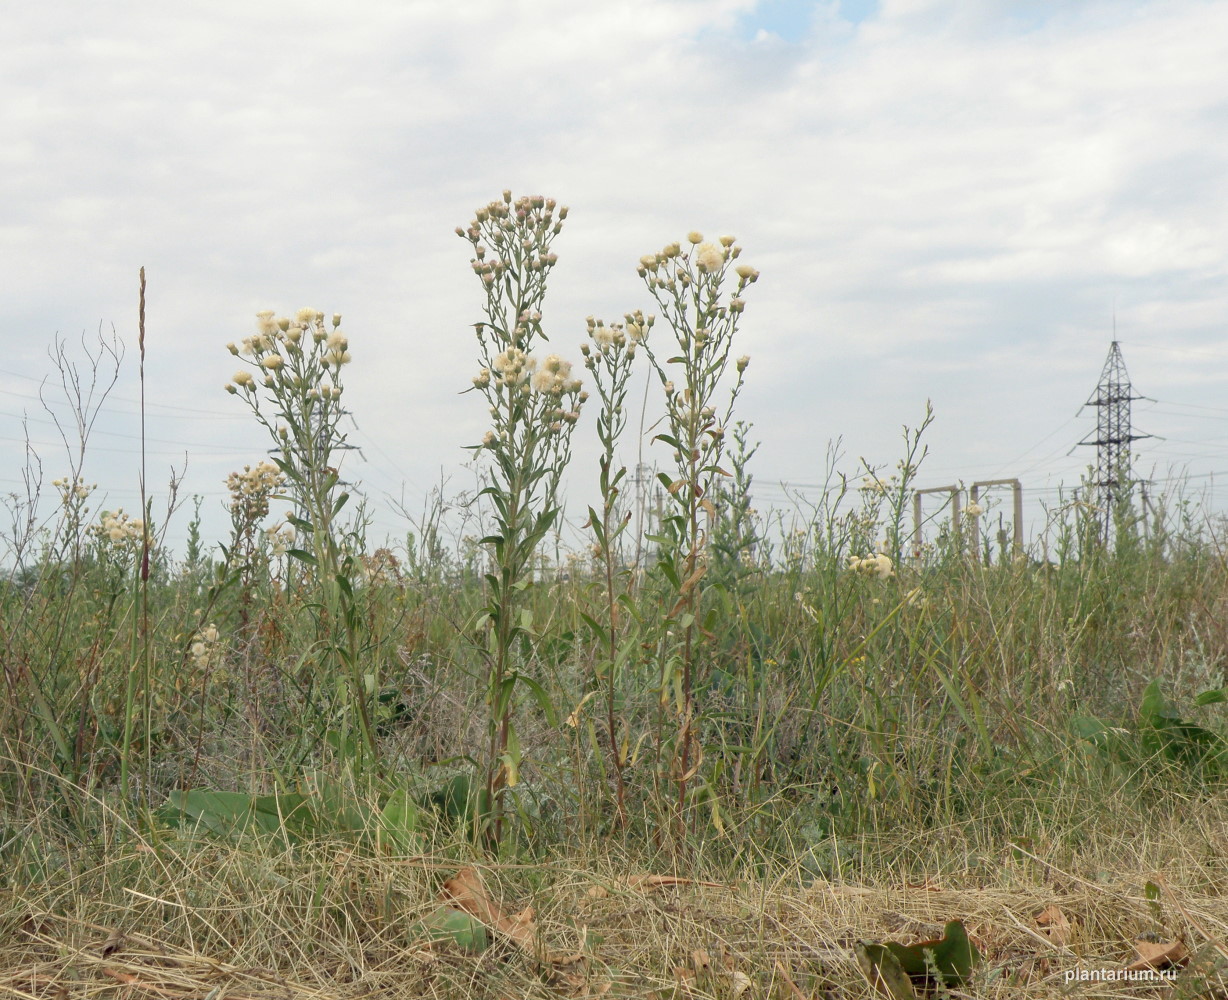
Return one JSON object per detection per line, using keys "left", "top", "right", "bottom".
{"left": 2, "top": 0, "right": 1227, "bottom": 552}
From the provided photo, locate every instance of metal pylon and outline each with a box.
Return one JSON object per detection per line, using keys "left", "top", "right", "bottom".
{"left": 1078, "top": 341, "right": 1149, "bottom": 541}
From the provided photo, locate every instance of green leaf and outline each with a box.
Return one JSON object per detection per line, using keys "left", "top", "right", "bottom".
{"left": 332, "top": 491, "right": 350, "bottom": 516}
{"left": 518, "top": 675, "right": 558, "bottom": 726}
{"left": 1144, "top": 880, "right": 1164, "bottom": 922}
{"left": 1140, "top": 679, "right": 1181, "bottom": 725}
{"left": 301, "top": 769, "right": 371, "bottom": 834}
{"left": 406, "top": 905, "right": 490, "bottom": 952}
{"left": 323, "top": 729, "right": 360, "bottom": 762}
{"left": 1070, "top": 715, "right": 1112, "bottom": 745}
{"left": 287, "top": 548, "right": 317, "bottom": 566}
{"left": 882, "top": 920, "right": 979, "bottom": 987}
{"left": 379, "top": 788, "right": 420, "bottom": 855}
{"left": 855, "top": 942, "right": 915, "bottom": 999}
{"left": 578, "top": 612, "right": 606, "bottom": 643}
{"left": 1195, "top": 688, "right": 1227, "bottom": 706}
{"left": 158, "top": 790, "right": 313, "bottom": 844}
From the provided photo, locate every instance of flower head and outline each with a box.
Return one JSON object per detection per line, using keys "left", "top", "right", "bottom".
{"left": 848, "top": 553, "right": 894, "bottom": 579}
{"left": 695, "top": 242, "right": 724, "bottom": 274}
{"left": 531, "top": 354, "right": 578, "bottom": 395}
{"left": 493, "top": 348, "right": 535, "bottom": 386}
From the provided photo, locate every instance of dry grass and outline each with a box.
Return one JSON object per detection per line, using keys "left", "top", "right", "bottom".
{"left": 5, "top": 806, "right": 1228, "bottom": 1000}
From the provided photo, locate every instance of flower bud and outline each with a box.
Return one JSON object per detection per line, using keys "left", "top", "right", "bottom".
{"left": 687, "top": 230, "right": 703, "bottom": 245}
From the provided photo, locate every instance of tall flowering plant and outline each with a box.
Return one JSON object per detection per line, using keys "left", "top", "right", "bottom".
{"left": 636, "top": 232, "right": 757, "bottom": 829}
{"left": 226, "top": 310, "right": 375, "bottom": 760}
{"left": 581, "top": 312, "right": 650, "bottom": 828}
{"left": 459, "top": 191, "right": 585, "bottom": 844}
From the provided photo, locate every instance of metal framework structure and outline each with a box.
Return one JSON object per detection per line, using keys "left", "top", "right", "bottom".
{"left": 968, "top": 478, "right": 1023, "bottom": 560}
{"left": 1078, "top": 341, "right": 1148, "bottom": 541}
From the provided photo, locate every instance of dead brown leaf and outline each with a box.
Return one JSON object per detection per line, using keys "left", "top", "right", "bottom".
{"left": 99, "top": 928, "right": 126, "bottom": 957}
{"left": 439, "top": 867, "right": 591, "bottom": 968}
{"left": 440, "top": 867, "right": 542, "bottom": 959}
{"left": 1034, "top": 905, "right": 1073, "bottom": 946}
{"left": 1127, "top": 938, "right": 1189, "bottom": 972}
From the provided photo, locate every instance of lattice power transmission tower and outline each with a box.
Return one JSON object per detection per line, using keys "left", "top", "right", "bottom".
{"left": 1078, "top": 341, "right": 1149, "bottom": 542}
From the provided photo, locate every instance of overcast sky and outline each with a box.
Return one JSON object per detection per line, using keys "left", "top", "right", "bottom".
{"left": 5, "top": 0, "right": 1228, "bottom": 559}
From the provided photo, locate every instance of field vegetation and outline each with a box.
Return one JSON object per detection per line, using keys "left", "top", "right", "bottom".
{"left": 3, "top": 193, "right": 1228, "bottom": 997}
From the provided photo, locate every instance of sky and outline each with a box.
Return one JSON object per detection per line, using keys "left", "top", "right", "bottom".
{"left": 4, "top": 0, "right": 1228, "bottom": 562}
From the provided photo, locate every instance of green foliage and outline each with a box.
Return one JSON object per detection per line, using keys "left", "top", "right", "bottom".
{"left": 1072, "top": 678, "right": 1228, "bottom": 780}
{"left": 157, "top": 775, "right": 421, "bottom": 853}
{"left": 857, "top": 919, "right": 980, "bottom": 996}
{"left": 406, "top": 906, "right": 490, "bottom": 952}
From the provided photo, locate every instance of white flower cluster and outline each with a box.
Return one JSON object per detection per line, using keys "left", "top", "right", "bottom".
{"left": 636, "top": 231, "right": 759, "bottom": 289}
{"left": 265, "top": 523, "right": 295, "bottom": 557}
{"left": 491, "top": 347, "right": 535, "bottom": 387}
{"left": 965, "top": 501, "right": 984, "bottom": 518}
{"left": 532, "top": 354, "right": 581, "bottom": 396}
{"left": 91, "top": 509, "right": 145, "bottom": 549}
{"left": 581, "top": 311, "right": 651, "bottom": 368}
{"left": 228, "top": 461, "right": 285, "bottom": 497}
{"left": 189, "top": 623, "right": 221, "bottom": 671}
{"left": 225, "top": 308, "right": 351, "bottom": 396}
{"left": 848, "top": 553, "right": 894, "bottom": 579}
{"left": 52, "top": 476, "right": 95, "bottom": 503}
{"left": 459, "top": 192, "right": 566, "bottom": 281}
{"left": 476, "top": 350, "right": 584, "bottom": 446}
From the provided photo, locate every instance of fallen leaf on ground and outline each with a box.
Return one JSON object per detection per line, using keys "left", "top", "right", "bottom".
{"left": 855, "top": 944, "right": 915, "bottom": 1000}
{"left": 1034, "top": 905, "right": 1073, "bottom": 946}
{"left": 406, "top": 905, "right": 490, "bottom": 953}
{"left": 440, "top": 867, "right": 588, "bottom": 966}
{"left": 441, "top": 868, "right": 542, "bottom": 956}
{"left": 1127, "top": 938, "right": 1189, "bottom": 971}
{"left": 99, "top": 928, "right": 126, "bottom": 957}
{"left": 858, "top": 919, "right": 980, "bottom": 994}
